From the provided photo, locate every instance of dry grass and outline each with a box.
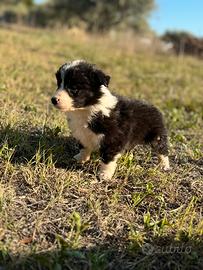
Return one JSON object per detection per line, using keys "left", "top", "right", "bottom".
{"left": 0, "top": 25, "right": 202, "bottom": 270}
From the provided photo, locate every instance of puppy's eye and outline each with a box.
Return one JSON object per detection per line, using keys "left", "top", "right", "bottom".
{"left": 68, "top": 88, "right": 79, "bottom": 96}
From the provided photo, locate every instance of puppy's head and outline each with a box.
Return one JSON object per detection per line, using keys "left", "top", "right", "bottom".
{"left": 51, "top": 60, "right": 110, "bottom": 112}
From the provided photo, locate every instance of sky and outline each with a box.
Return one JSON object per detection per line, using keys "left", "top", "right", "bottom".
{"left": 34, "top": 0, "right": 203, "bottom": 37}
{"left": 149, "top": 0, "right": 203, "bottom": 37}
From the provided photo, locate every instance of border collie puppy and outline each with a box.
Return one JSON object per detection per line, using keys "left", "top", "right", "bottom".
{"left": 51, "top": 60, "right": 170, "bottom": 180}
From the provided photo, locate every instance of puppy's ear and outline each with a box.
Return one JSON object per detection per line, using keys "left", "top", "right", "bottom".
{"left": 91, "top": 69, "right": 111, "bottom": 87}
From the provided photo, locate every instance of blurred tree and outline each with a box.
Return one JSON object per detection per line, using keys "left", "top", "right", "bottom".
{"left": 0, "top": 0, "right": 34, "bottom": 7}
{"left": 0, "top": 0, "right": 34, "bottom": 24}
{"left": 46, "top": 0, "right": 155, "bottom": 32}
{"left": 22, "top": 0, "right": 34, "bottom": 7}
{"left": 162, "top": 31, "right": 203, "bottom": 58}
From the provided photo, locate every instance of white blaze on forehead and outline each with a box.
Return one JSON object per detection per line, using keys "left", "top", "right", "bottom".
{"left": 59, "top": 60, "right": 85, "bottom": 89}
{"left": 60, "top": 60, "right": 85, "bottom": 73}
{"left": 68, "top": 59, "right": 86, "bottom": 68}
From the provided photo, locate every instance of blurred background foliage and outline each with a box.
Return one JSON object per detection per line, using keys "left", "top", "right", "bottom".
{"left": 1, "top": 0, "right": 203, "bottom": 58}
{"left": 0, "top": 0, "right": 155, "bottom": 32}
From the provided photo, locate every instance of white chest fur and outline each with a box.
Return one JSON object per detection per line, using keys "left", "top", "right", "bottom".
{"left": 67, "top": 110, "right": 103, "bottom": 150}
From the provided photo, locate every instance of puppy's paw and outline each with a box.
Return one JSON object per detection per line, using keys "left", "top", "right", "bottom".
{"left": 162, "top": 164, "right": 171, "bottom": 172}
{"left": 98, "top": 161, "right": 116, "bottom": 181}
{"left": 159, "top": 155, "right": 170, "bottom": 172}
{"left": 98, "top": 171, "right": 111, "bottom": 181}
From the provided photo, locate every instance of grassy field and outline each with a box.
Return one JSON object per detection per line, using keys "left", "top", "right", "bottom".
{"left": 0, "top": 25, "right": 202, "bottom": 270}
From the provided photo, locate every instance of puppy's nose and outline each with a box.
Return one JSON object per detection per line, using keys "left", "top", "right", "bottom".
{"left": 51, "top": 97, "right": 59, "bottom": 105}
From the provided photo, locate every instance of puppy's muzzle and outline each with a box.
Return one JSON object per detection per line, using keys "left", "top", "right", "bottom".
{"left": 51, "top": 96, "right": 59, "bottom": 105}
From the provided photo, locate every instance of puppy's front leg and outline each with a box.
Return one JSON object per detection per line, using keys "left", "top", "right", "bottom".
{"left": 99, "top": 144, "right": 121, "bottom": 180}
{"left": 99, "top": 158, "right": 119, "bottom": 180}
{"left": 74, "top": 148, "right": 91, "bottom": 163}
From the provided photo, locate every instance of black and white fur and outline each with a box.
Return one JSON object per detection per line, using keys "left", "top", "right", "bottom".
{"left": 51, "top": 60, "right": 170, "bottom": 180}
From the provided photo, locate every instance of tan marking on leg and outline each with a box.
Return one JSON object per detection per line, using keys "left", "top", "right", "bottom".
{"left": 159, "top": 155, "right": 170, "bottom": 171}
{"left": 74, "top": 148, "right": 91, "bottom": 163}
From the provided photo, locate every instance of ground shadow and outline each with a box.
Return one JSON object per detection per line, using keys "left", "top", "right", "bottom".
{"left": 0, "top": 234, "right": 202, "bottom": 270}
{"left": 0, "top": 124, "right": 81, "bottom": 170}
{"left": 0, "top": 124, "right": 202, "bottom": 176}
